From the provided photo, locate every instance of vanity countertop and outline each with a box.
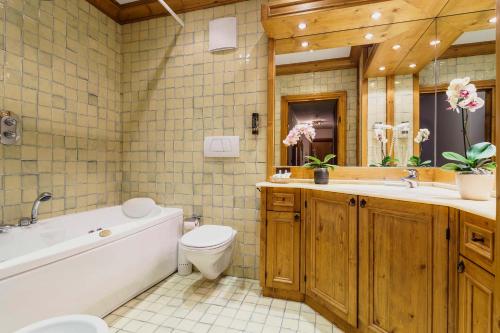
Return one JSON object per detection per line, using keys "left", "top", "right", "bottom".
{"left": 256, "top": 181, "right": 496, "bottom": 220}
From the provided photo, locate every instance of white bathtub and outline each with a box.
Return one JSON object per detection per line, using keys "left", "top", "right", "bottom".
{"left": 0, "top": 205, "right": 183, "bottom": 333}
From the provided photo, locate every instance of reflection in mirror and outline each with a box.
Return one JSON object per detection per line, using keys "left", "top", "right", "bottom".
{"left": 281, "top": 95, "right": 345, "bottom": 166}
{"left": 268, "top": 2, "right": 495, "bottom": 170}
{"left": 274, "top": 47, "right": 359, "bottom": 167}
{"left": 366, "top": 21, "right": 439, "bottom": 168}
{"left": 421, "top": 13, "right": 496, "bottom": 166}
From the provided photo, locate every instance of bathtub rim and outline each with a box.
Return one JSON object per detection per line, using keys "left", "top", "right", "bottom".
{"left": 0, "top": 206, "right": 183, "bottom": 281}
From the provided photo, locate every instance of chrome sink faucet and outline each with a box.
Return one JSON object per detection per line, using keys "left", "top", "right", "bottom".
{"left": 401, "top": 169, "right": 418, "bottom": 188}
{"left": 18, "top": 192, "right": 53, "bottom": 226}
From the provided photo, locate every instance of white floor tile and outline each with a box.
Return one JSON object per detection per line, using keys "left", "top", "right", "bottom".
{"left": 104, "top": 273, "right": 344, "bottom": 333}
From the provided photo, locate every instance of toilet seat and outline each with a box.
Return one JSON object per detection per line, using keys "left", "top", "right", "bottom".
{"left": 180, "top": 225, "right": 235, "bottom": 250}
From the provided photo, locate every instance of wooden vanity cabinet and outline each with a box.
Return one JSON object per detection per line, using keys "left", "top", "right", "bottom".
{"left": 260, "top": 186, "right": 496, "bottom": 333}
{"left": 456, "top": 213, "right": 496, "bottom": 333}
{"left": 305, "top": 190, "right": 358, "bottom": 327}
{"left": 457, "top": 256, "right": 495, "bottom": 333}
{"left": 260, "top": 187, "right": 304, "bottom": 301}
{"left": 358, "top": 196, "right": 450, "bottom": 333}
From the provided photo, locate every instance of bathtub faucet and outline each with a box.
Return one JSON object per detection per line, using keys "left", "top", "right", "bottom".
{"left": 19, "top": 192, "right": 53, "bottom": 226}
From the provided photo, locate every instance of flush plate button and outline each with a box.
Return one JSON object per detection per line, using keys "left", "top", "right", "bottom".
{"left": 0, "top": 112, "right": 21, "bottom": 145}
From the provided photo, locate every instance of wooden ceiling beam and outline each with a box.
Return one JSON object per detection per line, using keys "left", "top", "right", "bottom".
{"left": 262, "top": 0, "right": 449, "bottom": 40}
{"left": 275, "top": 20, "right": 424, "bottom": 54}
{"left": 276, "top": 57, "right": 357, "bottom": 75}
{"left": 265, "top": 0, "right": 389, "bottom": 17}
{"left": 395, "top": 10, "right": 495, "bottom": 75}
{"left": 439, "top": 41, "right": 496, "bottom": 60}
{"left": 363, "top": 19, "right": 433, "bottom": 77}
{"left": 438, "top": 0, "right": 495, "bottom": 17}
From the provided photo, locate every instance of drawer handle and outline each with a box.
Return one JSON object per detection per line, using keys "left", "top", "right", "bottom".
{"left": 457, "top": 260, "right": 465, "bottom": 273}
{"left": 294, "top": 213, "right": 300, "bottom": 222}
{"left": 471, "top": 233, "right": 485, "bottom": 244}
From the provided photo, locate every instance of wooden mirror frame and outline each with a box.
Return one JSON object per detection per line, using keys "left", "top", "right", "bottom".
{"left": 493, "top": 2, "right": 500, "bottom": 328}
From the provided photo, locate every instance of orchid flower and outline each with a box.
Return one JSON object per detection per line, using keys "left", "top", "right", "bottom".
{"left": 283, "top": 123, "right": 316, "bottom": 146}
{"left": 414, "top": 128, "right": 430, "bottom": 144}
{"left": 446, "top": 77, "right": 485, "bottom": 154}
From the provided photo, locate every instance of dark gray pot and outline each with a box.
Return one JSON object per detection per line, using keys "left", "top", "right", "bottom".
{"left": 314, "top": 168, "right": 329, "bottom": 184}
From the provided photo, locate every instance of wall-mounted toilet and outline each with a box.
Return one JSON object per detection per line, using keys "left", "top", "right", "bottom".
{"left": 180, "top": 225, "right": 236, "bottom": 279}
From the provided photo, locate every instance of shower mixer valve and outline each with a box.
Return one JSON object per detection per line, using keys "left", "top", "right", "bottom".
{"left": 0, "top": 111, "right": 21, "bottom": 145}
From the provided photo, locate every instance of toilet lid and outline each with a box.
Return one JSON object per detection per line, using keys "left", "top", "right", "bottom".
{"left": 181, "top": 225, "right": 235, "bottom": 248}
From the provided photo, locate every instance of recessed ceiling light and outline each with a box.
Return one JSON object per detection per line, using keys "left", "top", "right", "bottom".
{"left": 379, "top": 66, "right": 386, "bottom": 71}
{"left": 489, "top": 17, "right": 497, "bottom": 23}
{"left": 392, "top": 44, "right": 401, "bottom": 50}
{"left": 309, "top": 49, "right": 314, "bottom": 53}
{"left": 298, "top": 22, "right": 307, "bottom": 30}
{"left": 430, "top": 40, "right": 441, "bottom": 46}
{"left": 371, "top": 11, "right": 382, "bottom": 20}
{"left": 364, "top": 33, "right": 374, "bottom": 40}
{"left": 409, "top": 63, "right": 417, "bottom": 68}
{"left": 301, "top": 41, "right": 309, "bottom": 48}
{"left": 395, "top": 81, "right": 401, "bottom": 85}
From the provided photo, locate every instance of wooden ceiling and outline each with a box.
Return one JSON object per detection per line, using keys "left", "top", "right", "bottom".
{"left": 276, "top": 46, "right": 362, "bottom": 75}
{"left": 87, "top": 0, "right": 246, "bottom": 24}
{"left": 262, "top": 0, "right": 497, "bottom": 77}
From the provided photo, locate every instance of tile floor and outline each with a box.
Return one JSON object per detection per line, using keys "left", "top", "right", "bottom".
{"left": 105, "top": 273, "right": 344, "bottom": 333}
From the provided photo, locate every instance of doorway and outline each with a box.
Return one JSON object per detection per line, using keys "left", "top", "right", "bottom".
{"left": 280, "top": 92, "right": 347, "bottom": 166}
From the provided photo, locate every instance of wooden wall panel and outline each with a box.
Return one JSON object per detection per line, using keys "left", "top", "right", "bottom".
{"left": 494, "top": 1, "right": 500, "bottom": 332}
{"left": 87, "top": 0, "right": 247, "bottom": 24}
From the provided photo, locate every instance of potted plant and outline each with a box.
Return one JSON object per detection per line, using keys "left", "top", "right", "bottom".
{"left": 304, "top": 154, "right": 336, "bottom": 184}
{"left": 370, "top": 124, "right": 398, "bottom": 167}
{"left": 441, "top": 77, "right": 496, "bottom": 200}
{"left": 408, "top": 128, "right": 432, "bottom": 167}
{"left": 282, "top": 123, "right": 316, "bottom": 165}
{"left": 442, "top": 142, "right": 496, "bottom": 200}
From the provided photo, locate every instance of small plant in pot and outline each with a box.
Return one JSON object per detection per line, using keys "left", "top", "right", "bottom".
{"left": 304, "top": 154, "right": 336, "bottom": 184}
{"left": 441, "top": 142, "right": 496, "bottom": 200}
{"left": 441, "top": 77, "right": 496, "bottom": 201}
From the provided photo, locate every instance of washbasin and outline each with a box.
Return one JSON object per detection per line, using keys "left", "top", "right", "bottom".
{"left": 14, "top": 315, "right": 108, "bottom": 333}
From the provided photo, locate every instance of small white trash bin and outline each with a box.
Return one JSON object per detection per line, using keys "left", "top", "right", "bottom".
{"left": 177, "top": 241, "right": 192, "bottom": 276}
{"left": 177, "top": 215, "right": 200, "bottom": 275}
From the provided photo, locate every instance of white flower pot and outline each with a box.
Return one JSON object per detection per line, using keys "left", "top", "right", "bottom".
{"left": 455, "top": 173, "right": 494, "bottom": 201}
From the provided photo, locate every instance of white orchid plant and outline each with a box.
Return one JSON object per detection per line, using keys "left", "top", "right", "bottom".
{"left": 445, "top": 77, "right": 485, "bottom": 153}
{"left": 370, "top": 123, "right": 398, "bottom": 167}
{"left": 283, "top": 123, "right": 316, "bottom": 146}
{"left": 442, "top": 77, "right": 496, "bottom": 174}
{"left": 408, "top": 128, "right": 431, "bottom": 167}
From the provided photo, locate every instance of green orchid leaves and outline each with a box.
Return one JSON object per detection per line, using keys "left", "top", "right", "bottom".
{"left": 441, "top": 142, "right": 496, "bottom": 173}
{"left": 304, "top": 154, "right": 337, "bottom": 170}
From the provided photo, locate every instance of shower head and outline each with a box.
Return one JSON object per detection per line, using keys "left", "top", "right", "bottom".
{"left": 37, "top": 192, "right": 53, "bottom": 202}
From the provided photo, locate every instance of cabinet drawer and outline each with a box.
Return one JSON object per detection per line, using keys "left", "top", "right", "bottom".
{"left": 266, "top": 188, "right": 301, "bottom": 212}
{"left": 460, "top": 212, "right": 495, "bottom": 274}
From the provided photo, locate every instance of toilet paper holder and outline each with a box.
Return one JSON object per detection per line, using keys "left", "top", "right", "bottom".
{"left": 185, "top": 214, "right": 201, "bottom": 223}
{"left": 184, "top": 214, "right": 201, "bottom": 232}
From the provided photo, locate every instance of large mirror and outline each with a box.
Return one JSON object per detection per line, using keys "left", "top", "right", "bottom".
{"left": 422, "top": 12, "right": 496, "bottom": 167}
{"left": 271, "top": 4, "right": 496, "bottom": 169}
{"left": 274, "top": 48, "right": 359, "bottom": 166}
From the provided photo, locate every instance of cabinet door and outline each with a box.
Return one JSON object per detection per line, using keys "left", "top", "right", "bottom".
{"left": 306, "top": 191, "right": 358, "bottom": 327}
{"left": 358, "top": 197, "right": 449, "bottom": 333}
{"left": 458, "top": 257, "right": 494, "bottom": 333}
{"left": 265, "top": 211, "right": 301, "bottom": 291}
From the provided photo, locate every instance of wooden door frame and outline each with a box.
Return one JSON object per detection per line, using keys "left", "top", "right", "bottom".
{"left": 280, "top": 91, "right": 348, "bottom": 166}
